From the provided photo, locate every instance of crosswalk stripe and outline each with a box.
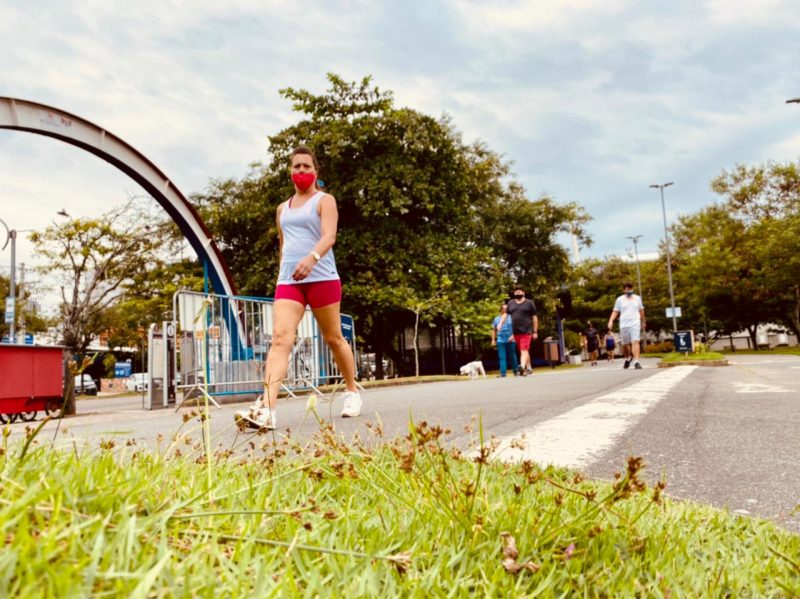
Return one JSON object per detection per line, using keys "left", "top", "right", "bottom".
{"left": 732, "top": 382, "right": 791, "bottom": 393}
{"left": 490, "top": 366, "right": 698, "bottom": 469}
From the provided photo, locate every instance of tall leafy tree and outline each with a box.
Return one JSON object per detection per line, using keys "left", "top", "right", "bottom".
{"left": 30, "top": 201, "right": 162, "bottom": 354}
{"left": 710, "top": 161, "right": 800, "bottom": 338}
{"left": 711, "top": 161, "right": 799, "bottom": 220}
{"left": 750, "top": 213, "right": 800, "bottom": 337}
{"left": 671, "top": 207, "right": 767, "bottom": 344}
{"left": 30, "top": 202, "right": 160, "bottom": 416}
{"left": 667, "top": 160, "right": 800, "bottom": 346}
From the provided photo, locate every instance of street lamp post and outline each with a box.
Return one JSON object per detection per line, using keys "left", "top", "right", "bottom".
{"left": 649, "top": 183, "right": 678, "bottom": 333}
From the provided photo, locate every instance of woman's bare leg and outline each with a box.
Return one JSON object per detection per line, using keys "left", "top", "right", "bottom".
{"left": 312, "top": 302, "right": 357, "bottom": 392}
{"left": 263, "top": 299, "right": 306, "bottom": 408}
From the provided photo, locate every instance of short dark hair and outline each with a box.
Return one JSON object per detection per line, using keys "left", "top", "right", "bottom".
{"left": 623, "top": 282, "right": 634, "bottom": 289}
{"left": 513, "top": 285, "right": 525, "bottom": 293}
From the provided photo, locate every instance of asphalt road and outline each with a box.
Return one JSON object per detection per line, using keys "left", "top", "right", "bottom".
{"left": 5, "top": 354, "right": 800, "bottom": 532}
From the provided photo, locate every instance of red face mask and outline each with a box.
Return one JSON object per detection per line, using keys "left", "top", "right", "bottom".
{"left": 291, "top": 172, "right": 316, "bottom": 191}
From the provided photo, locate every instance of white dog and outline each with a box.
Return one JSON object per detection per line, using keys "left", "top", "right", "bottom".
{"left": 459, "top": 360, "right": 486, "bottom": 379}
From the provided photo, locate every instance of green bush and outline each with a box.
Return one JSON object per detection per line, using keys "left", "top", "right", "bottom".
{"left": 643, "top": 341, "right": 673, "bottom": 354}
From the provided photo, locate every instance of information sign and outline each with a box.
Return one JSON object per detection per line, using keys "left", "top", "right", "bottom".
{"left": 673, "top": 330, "right": 695, "bottom": 353}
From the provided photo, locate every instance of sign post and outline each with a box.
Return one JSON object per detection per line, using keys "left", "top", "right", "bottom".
{"left": 666, "top": 307, "right": 682, "bottom": 319}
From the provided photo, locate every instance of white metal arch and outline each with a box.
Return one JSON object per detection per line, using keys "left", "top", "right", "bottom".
{"left": 0, "top": 97, "right": 236, "bottom": 296}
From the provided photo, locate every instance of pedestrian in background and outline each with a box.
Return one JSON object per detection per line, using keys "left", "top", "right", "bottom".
{"left": 604, "top": 329, "right": 616, "bottom": 362}
{"left": 502, "top": 286, "right": 538, "bottom": 376}
{"left": 582, "top": 321, "right": 601, "bottom": 366}
{"left": 607, "top": 282, "right": 646, "bottom": 370}
{"left": 492, "top": 302, "right": 519, "bottom": 377}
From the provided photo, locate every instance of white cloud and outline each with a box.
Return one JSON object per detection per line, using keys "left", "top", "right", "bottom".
{"left": 445, "top": 0, "right": 632, "bottom": 37}
{"left": 707, "top": 0, "right": 800, "bottom": 26}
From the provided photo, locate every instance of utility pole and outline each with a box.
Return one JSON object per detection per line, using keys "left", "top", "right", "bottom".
{"left": 8, "top": 230, "right": 15, "bottom": 342}
{"left": 0, "top": 220, "right": 16, "bottom": 342}
{"left": 649, "top": 183, "right": 678, "bottom": 333}
{"left": 18, "top": 262, "right": 25, "bottom": 342}
{"left": 626, "top": 234, "right": 644, "bottom": 300}
{"left": 626, "top": 234, "right": 645, "bottom": 348}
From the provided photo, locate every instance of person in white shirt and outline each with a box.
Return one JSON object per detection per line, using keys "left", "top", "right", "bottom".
{"left": 607, "top": 282, "right": 646, "bottom": 370}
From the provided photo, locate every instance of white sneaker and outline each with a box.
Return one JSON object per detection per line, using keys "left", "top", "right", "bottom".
{"left": 234, "top": 406, "right": 275, "bottom": 430}
{"left": 340, "top": 391, "right": 362, "bottom": 418}
{"left": 234, "top": 404, "right": 259, "bottom": 423}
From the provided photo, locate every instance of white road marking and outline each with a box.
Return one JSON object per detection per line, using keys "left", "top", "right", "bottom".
{"left": 490, "top": 366, "right": 697, "bottom": 469}
{"left": 733, "top": 360, "right": 799, "bottom": 365}
{"left": 732, "top": 382, "right": 791, "bottom": 394}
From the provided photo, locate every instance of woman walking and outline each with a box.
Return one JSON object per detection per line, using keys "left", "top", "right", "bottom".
{"left": 236, "top": 146, "right": 362, "bottom": 429}
{"left": 491, "top": 303, "right": 519, "bottom": 376}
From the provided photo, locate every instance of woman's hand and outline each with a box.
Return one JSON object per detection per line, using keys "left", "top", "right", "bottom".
{"left": 292, "top": 255, "right": 318, "bottom": 281}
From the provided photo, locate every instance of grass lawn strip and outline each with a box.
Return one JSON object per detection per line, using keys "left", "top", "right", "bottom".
{"left": 1, "top": 417, "right": 798, "bottom": 596}
{"left": 661, "top": 351, "right": 726, "bottom": 363}
{"left": 721, "top": 347, "right": 800, "bottom": 356}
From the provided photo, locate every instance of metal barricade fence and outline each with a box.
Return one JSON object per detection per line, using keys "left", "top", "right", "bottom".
{"left": 170, "top": 290, "right": 357, "bottom": 409}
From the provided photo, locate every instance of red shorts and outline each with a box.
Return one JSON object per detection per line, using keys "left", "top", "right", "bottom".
{"left": 514, "top": 333, "right": 533, "bottom": 351}
{"left": 275, "top": 279, "right": 341, "bottom": 309}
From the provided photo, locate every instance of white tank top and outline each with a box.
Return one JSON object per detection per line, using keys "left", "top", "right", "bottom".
{"left": 277, "top": 191, "right": 339, "bottom": 285}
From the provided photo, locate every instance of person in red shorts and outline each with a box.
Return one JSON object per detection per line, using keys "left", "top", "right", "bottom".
{"left": 235, "top": 146, "right": 361, "bottom": 429}
{"left": 501, "top": 286, "right": 538, "bottom": 376}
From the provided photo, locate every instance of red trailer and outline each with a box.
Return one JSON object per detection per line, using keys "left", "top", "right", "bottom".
{"left": 0, "top": 344, "right": 64, "bottom": 423}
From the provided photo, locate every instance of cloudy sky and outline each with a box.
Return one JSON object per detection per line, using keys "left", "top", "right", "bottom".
{"left": 2, "top": 0, "right": 800, "bottom": 299}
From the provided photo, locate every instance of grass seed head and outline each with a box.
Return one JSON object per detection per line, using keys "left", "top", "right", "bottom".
{"left": 387, "top": 551, "right": 412, "bottom": 575}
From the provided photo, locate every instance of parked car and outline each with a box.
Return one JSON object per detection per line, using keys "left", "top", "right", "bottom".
{"left": 74, "top": 374, "right": 98, "bottom": 396}
{"left": 126, "top": 373, "right": 148, "bottom": 392}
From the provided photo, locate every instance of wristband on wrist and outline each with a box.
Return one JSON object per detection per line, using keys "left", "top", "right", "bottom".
{"left": 310, "top": 251, "right": 321, "bottom": 262}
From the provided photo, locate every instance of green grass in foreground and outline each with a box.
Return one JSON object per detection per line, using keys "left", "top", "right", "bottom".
{"left": 1, "top": 416, "right": 799, "bottom": 597}
{"left": 661, "top": 351, "right": 726, "bottom": 362}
